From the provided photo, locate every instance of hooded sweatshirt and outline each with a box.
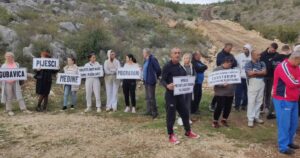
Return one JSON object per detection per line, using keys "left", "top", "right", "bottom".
{"left": 104, "top": 50, "right": 120, "bottom": 75}
{"left": 235, "top": 44, "right": 252, "bottom": 79}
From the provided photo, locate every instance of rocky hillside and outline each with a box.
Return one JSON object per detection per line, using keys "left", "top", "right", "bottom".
{"left": 211, "top": 0, "right": 300, "bottom": 43}
{"left": 0, "top": 0, "right": 210, "bottom": 68}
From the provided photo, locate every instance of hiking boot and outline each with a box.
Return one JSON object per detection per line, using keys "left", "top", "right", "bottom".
{"left": 70, "top": 105, "right": 75, "bottom": 110}
{"left": 36, "top": 105, "right": 42, "bottom": 112}
{"left": 288, "top": 144, "right": 300, "bottom": 149}
{"left": 280, "top": 148, "right": 295, "bottom": 155}
{"left": 221, "top": 119, "right": 229, "bottom": 127}
{"left": 212, "top": 121, "right": 220, "bottom": 128}
{"left": 62, "top": 106, "right": 67, "bottom": 111}
{"left": 267, "top": 114, "right": 276, "bottom": 120}
{"left": 169, "top": 134, "right": 180, "bottom": 145}
{"left": 185, "top": 131, "right": 199, "bottom": 139}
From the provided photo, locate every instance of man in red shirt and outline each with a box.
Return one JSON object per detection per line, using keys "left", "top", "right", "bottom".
{"left": 272, "top": 50, "right": 300, "bottom": 155}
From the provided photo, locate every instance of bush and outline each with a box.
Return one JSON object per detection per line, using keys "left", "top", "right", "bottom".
{"left": 293, "top": 0, "right": 300, "bottom": 7}
{"left": 0, "top": 6, "right": 14, "bottom": 25}
{"left": 64, "top": 21, "right": 115, "bottom": 65}
{"left": 16, "top": 9, "right": 39, "bottom": 20}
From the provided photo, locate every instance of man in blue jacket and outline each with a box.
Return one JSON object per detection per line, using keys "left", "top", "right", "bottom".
{"left": 143, "top": 48, "right": 161, "bottom": 119}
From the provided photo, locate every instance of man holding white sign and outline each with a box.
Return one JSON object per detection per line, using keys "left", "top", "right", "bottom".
{"left": 161, "top": 48, "right": 199, "bottom": 145}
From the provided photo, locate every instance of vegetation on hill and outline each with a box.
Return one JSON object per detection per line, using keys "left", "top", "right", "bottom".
{"left": 212, "top": 0, "right": 300, "bottom": 43}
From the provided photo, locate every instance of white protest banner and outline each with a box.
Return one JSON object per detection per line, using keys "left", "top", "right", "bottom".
{"left": 33, "top": 58, "right": 60, "bottom": 70}
{"left": 56, "top": 73, "right": 81, "bottom": 85}
{"left": 117, "top": 68, "right": 141, "bottom": 79}
{"left": 0, "top": 68, "right": 27, "bottom": 81}
{"left": 78, "top": 66, "right": 103, "bottom": 78}
{"left": 173, "top": 76, "right": 195, "bottom": 96}
{"left": 208, "top": 69, "right": 241, "bottom": 86}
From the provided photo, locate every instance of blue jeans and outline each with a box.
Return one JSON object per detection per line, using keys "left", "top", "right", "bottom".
{"left": 273, "top": 98, "right": 298, "bottom": 152}
{"left": 235, "top": 78, "right": 248, "bottom": 109}
{"left": 63, "top": 85, "right": 77, "bottom": 107}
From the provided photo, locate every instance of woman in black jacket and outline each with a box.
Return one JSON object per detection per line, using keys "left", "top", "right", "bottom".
{"left": 34, "top": 50, "right": 59, "bottom": 112}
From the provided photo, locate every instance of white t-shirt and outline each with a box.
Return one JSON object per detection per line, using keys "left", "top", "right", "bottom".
{"left": 235, "top": 53, "right": 251, "bottom": 79}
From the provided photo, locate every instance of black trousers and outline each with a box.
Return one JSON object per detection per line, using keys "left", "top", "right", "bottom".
{"left": 191, "top": 83, "right": 202, "bottom": 113}
{"left": 165, "top": 92, "right": 191, "bottom": 135}
{"left": 213, "top": 96, "right": 234, "bottom": 121}
{"left": 211, "top": 96, "right": 217, "bottom": 106}
{"left": 122, "top": 80, "right": 136, "bottom": 107}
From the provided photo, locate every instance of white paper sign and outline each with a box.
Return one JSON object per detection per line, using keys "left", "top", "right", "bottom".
{"left": 56, "top": 73, "right": 81, "bottom": 85}
{"left": 173, "top": 76, "right": 195, "bottom": 96}
{"left": 78, "top": 66, "right": 103, "bottom": 78}
{"left": 208, "top": 69, "right": 241, "bottom": 86}
{"left": 0, "top": 68, "right": 27, "bottom": 81}
{"left": 33, "top": 58, "right": 59, "bottom": 70}
{"left": 117, "top": 68, "right": 141, "bottom": 79}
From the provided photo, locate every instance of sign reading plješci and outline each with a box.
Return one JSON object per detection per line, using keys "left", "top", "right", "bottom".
{"left": 208, "top": 69, "right": 241, "bottom": 86}
{"left": 0, "top": 68, "right": 27, "bottom": 81}
{"left": 33, "top": 58, "right": 60, "bottom": 70}
{"left": 116, "top": 68, "right": 141, "bottom": 79}
{"left": 78, "top": 66, "right": 103, "bottom": 78}
{"left": 173, "top": 76, "right": 195, "bottom": 96}
{"left": 56, "top": 73, "right": 81, "bottom": 85}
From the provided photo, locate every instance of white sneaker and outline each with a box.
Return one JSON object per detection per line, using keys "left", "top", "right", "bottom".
{"left": 106, "top": 108, "right": 111, "bottom": 112}
{"left": 248, "top": 121, "right": 254, "bottom": 128}
{"left": 254, "top": 118, "right": 264, "bottom": 124}
{"left": 97, "top": 108, "right": 101, "bottom": 113}
{"left": 8, "top": 111, "right": 14, "bottom": 116}
{"left": 22, "top": 110, "right": 32, "bottom": 114}
{"left": 124, "top": 107, "right": 130, "bottom": 113}
{"left": 132, "top": 107, "right": 136, "bottom": 113}
{"left": 84, "top": 107, "right": 91, "bottom": 113}
{"left": 189, "top": 120, "right": 193, "bottom": 124}
{"left": 177, "top": 117, "right": 183, "bottom": 126}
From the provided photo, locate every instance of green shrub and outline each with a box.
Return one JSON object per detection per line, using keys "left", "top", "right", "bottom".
{"left": 16, "top": 9, "right": 40, "bottom": 20}
{"left": 64, "top": 20, "right": 115, "bottom": 65}
{"left": 293, "top": 0, "right": 300, "bottom": 7}
{"left": 0, "top": 6, "right": 14, "bottom": 25}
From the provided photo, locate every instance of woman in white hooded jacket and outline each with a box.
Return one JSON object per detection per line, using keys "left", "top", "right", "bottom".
{"left": 104, "top": 50, "right": 121, "bottom": 112}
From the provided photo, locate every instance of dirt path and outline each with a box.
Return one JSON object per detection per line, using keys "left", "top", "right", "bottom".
{"left": 0, "top": 113, "right": 279, "bottom": 158}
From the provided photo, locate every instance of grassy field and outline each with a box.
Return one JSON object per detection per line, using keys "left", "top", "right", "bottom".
{"left": 0, "top": 79, "right": 296, "bottom": 157}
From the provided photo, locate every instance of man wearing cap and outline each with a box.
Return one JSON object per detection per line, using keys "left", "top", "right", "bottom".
{"left": 234, "top": 44, "right": 252, "bottom": 111}
{"left": 272, "top": 50, "right": 300, "bottom": 155}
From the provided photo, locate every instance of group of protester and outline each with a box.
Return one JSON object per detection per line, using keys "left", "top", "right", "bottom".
{"left": 1, "top": 42, "right": 300, "bottom": 155}
{"left": 210, "top": 42, "right": 300, "bottom": 155}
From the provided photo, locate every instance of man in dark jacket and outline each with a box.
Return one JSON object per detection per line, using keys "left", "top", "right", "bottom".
{"left": 210, "top": 43, "right": 237, "bottom": 112}
{"left": 143, "top": 48, "right": 161, "bottom": 119}
{"left": 260, "top": 42, "right": 278, "bottom": 119}
{"left": 161, "top": 47, "right": 199, "bottom": 145}
{"left": 191, "top": 51, "right": 208, "bottom": 114}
